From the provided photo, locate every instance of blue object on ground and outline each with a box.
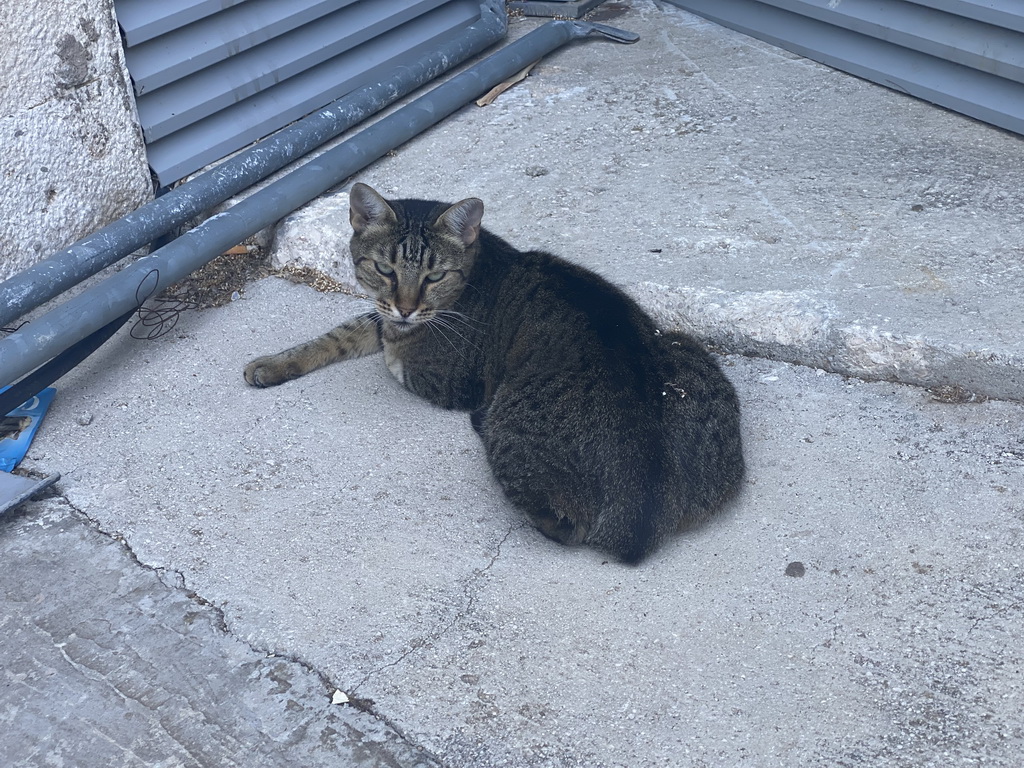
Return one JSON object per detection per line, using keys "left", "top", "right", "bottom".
{"left": 0, "top": 387, "right": 56, "bottom": 472}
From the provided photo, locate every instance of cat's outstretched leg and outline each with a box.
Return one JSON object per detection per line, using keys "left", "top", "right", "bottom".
{"left": 244, "top": 313, "right": 382, "bottom": 388}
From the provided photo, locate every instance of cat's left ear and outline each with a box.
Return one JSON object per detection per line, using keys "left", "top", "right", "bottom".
{"left": 349, "top": 182, "right": 397, "bottom": 233}
{"left": 436, "top": 198, "right": 484, "bottom": 247}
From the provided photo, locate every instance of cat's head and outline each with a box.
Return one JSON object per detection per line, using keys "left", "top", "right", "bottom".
{"left": 348, "top": 182, "right": 483, "bottom": 331}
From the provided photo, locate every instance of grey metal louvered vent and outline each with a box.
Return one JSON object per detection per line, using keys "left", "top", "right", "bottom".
{"left": 666, "top": 0, "right": 1024, "bottom": 137}
{"left": 114, "top": 0, "right": 506, "bottom": 186}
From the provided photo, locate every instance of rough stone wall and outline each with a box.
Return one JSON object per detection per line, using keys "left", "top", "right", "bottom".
{"left": 0, "top": 0, "right": 151, "bottom": 284}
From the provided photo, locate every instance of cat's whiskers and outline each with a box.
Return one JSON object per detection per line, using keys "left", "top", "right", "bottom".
{"left": 411, "top": 307, "right": 479, "bottom": 358}
{"left": 351, "top": 300, "right": 378, "bottom": 316}
{"left": 348, "top": 293, "right": 376, "bottom": 306}
{"left": 421, "top": 313, "right": 467, "bottom": 358}
{"left": 434, "top": 309, "right": 487, "bottom": 329}
{"left": 351, "top": 312, "right": 380, "bottom": 335}
{"left": 424, "top": 313, "right": 481, "bottom": 355}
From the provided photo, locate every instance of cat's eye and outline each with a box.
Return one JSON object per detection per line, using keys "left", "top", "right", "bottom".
{"left": 374, "top": 261, "right": 395, "bottom": 276}
{"left": 424, "top": 270, "right": 447, "bottom": 283}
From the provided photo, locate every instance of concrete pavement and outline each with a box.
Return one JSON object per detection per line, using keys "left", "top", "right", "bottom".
{"left": 2, "top": 493, "right": 440, "bottom": 767}
{"left": 4, "top": 2, "right": 1024, "bottom": 766}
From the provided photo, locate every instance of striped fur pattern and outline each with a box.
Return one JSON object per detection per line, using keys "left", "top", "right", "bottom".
{"left": 245, "top": 183, "right": 744, "bottom": 563}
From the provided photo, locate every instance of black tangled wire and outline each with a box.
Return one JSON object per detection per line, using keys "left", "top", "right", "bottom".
{"left": 130, "top": 268, "right": 197, "bottom": 340}
{"left": 0, "top": 269, "right": 194, "bottom": 341}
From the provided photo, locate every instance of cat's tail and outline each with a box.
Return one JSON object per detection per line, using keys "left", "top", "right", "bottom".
{"left": 584, "top": 331, "right": 744, "bottom": 563}
{"left": 658, "top": 330, "right": 745, "bottom": 522}
{"left": 584, "top": 441, "right": 672, "bottom": 566}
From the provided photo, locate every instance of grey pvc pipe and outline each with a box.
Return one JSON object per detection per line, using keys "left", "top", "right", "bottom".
{"left": 0, "top": 2, "right": 507, "bottom": 330}
{"left": 0, "top": 20, "right": 638, "bottom": 387}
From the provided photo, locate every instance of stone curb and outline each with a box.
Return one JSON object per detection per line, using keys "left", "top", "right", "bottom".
{"left": 267, "top": 195, "right": 1024, "bottom": 404}
{"left": 635, "top": 283, "right": 1024, "bottom": 403}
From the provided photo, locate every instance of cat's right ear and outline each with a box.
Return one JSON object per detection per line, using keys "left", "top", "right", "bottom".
{"left": 436, "top": 198, "right": 484, "bottom": 247}
{"left": 349, "top": 183, "right": 397, "bottom": 233}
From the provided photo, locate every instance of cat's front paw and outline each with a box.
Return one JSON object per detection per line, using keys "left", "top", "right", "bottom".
{"left": 244, "top": 356, "right": 289, "bottom": 388}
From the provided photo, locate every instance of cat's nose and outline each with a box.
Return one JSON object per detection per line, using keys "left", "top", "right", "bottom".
{"left": 395, "top": 304, "right": 417, "bottom": 319}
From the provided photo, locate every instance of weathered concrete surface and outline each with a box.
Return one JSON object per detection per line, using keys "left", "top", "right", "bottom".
{"left": 0, "top": 0, "right": 151, "bottom": 280}
{"left": 16, "top": 279, "right": 1024, "bottom": 767}
{"left": 1, "top": 495, "right": 441, "bottom": 768}
{"left": 4, "top": 2, "right": 1024, "bottom": 766}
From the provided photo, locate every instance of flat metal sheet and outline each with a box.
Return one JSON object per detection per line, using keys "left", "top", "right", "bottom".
{"left": 0, "top": 471, "right": 60, "bottom": 517}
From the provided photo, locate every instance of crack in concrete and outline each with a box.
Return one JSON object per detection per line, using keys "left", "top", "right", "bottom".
{"left": 43, "top": 490, "right": 445, "bottom": 766}
{"left": 352, "top": 521, "right": 525, "bottom": 696}
{"left": 965, "top": 577, "right": 1024, "bottom": 636}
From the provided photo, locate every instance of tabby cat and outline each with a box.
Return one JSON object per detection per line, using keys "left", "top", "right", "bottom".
{"left": 245, "top": 183, "right": 744, "bottom": 563}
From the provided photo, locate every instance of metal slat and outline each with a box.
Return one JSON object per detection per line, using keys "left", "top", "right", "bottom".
{"left": 507, "top": 0, "right": 606, "bottom": 18}
{"left": 125, "top": 0, "right": 358, "bottom": 93}
{"left": 144, "top": 1, "right": 487, "bottom": 183}
{"left": 115, "top": 0, "right": 249, "bottom": 45}
{"left": 667, "top": 0, "right": 1024, "bottom": 137}
{"left": 903, "top": 0, "right": 1024, "bottom": 34}
{"left": 755, "top": 0, "right": 1024, "bottom": 83}
{"left": 136, "top": 0, "right": 451, "bottom": 142}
